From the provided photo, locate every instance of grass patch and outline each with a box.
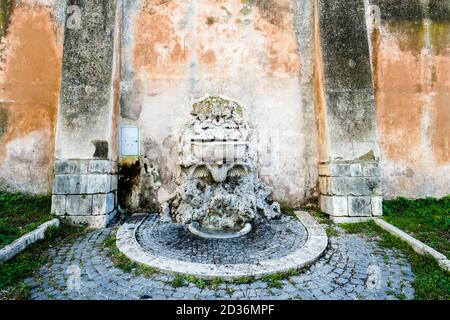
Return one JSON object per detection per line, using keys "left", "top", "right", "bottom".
{"left": 0, "top": 222, "right": 86, "bottom": 299}
{"left": 170, "top": 275, "right": 187, "bottom": 288}
{"left": 173, "top": 273, "right": 296, "bottom": 290}
{"left": 184, "top": 269, "right": 303, "bottom": 290}
{"left": 261, "top": 269, "right": 300, "bottom": 289}
{"left": 209, "top": 277, "right": 224, "bottom": 290}
{"left": 382, "top": 196, "right": 450, "bottom": 259}
{"left": 169, "top": 275, "right": 223, "bottom": 289}
{"left": 233, "top": 276, "right": 253, "bottom": 285}
{"left": 308, "top": 208, "right": 333, "bottom": 226}
{"left": 325, "top": 226, "right": 339, "bottom": 237}
{"left": 103, "top": 235, "right": 157, "bottom": 276}
{"left": 0, "top": 192, "right": 53, "bottom": 248}
{"left": 341, "top": 220, "right": 450, "bottom": 300}
{"left": 185, "top": 275, "right": 206, "bottom": 289}
{"left": 339, "top": 221, "right": 380, "bottom": 236}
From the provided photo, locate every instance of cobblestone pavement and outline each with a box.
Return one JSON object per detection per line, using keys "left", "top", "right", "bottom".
{"left": 25, "top": 225, "right": 415, "bottom": 300}
{"left": 137, "top": 214, "right": 308, "bottom": 264}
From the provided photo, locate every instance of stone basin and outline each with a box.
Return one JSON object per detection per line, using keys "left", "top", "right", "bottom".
{"left": 190, "top": 141, "right": 248, "bottom": 163}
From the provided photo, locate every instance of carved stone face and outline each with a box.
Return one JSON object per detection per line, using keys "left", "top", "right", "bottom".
{"left": 179, "top": 96, "right": 252, "bottom": 178}
{"left": 181, "top": 97, "right": 252, "bottom": 182}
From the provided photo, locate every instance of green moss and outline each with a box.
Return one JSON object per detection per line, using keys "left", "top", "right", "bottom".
{"left": 373, "top": 0, "right": 450, "bottom": 22}
{"left": 0, "top": 107, "right": 8, "bottom": 138}
{"left": 0, "top": 0, "right": 13, "bottom": 39}
{"left": 385, "top": 20, "right": 450, "bottom": 56}
{"left": 429, "top": 0, "right": 450, "bottom": 22}
{"left": 371, "top": 0, "right": 423, "bottom": 21}
{"left": 372, "top": 0, "right": 450, "bottom": 55}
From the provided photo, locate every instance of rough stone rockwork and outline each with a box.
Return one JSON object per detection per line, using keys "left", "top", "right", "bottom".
{"left": 51, "top": 0, "right": 121, "bottom": 228}
{"left": 316, "top": 0, "right": 382, "bottom": 221}
{"left": 164, "top": 96, "right": 281, "bottom": 231}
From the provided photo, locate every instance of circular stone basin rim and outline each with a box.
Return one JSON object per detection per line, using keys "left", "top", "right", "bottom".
{"left": 188, "top": 222, "right": 252, "bottom": 239}
{"left": 116, "top": 211, "right": 328, "bottom": 280}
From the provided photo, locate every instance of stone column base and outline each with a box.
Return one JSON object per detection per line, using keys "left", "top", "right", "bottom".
{"left": 51, "top": 159, "right": 118, "bottom": 228}
{"left": 319, "top": 160, "right": 382, "bottom": 222}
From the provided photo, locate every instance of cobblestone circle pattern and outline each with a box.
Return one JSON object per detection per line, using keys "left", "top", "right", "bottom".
{"left": 25, "top": 224, "right": 416, "bottom": 300}
{"left": 136, "top": 214, "right": 308, "bottom": 264}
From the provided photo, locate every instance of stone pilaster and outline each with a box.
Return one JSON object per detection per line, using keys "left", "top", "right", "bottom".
{"left": 315, "top": 0, "right": 382, "bottom": 221}
{"left": 52, "top": 0, "right": 121, "bottom": 228}
{"left": 319, "top": 161, "right": 382, "bottom": 222}
{"left": 52, "top": 160, "right": 118, "bottom": 228}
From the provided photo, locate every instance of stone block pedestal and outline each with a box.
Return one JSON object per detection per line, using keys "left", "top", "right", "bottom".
{"left": 319, "top": 161, "right": 382, "bottom": 223}
{"left": 51, "top": 160, "right": 118, "bottom": 228}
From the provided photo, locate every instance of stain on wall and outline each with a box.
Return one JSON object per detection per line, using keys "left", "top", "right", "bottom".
{"left": 55, "top": 0, "right": 118, "bottom": 160}
{"left": 369, "top": 0, "right": 450, "bottom": 198}
{"left": 0, "top": 1, "right": 64, "bottom": 194}
{"left": 0, "top": 0, "right": 13, "bottom": 40}
{"left": 315, "top": 0, "right": 380, "bottom": 166}
{"left": 0, "top": 0, "right": 447, "bottom": 203}
{"left": 119, "top": 0, "right": 318, "bottom": 212}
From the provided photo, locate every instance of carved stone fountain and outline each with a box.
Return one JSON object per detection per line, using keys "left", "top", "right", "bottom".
{"left": 116, "top": 96, "right": 328, "bottom": 278}
{"left": 162, "top": 96, "right": 281, "bottom": 238}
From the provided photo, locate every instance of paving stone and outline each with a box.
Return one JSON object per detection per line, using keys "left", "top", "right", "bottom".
{"left": 136, "top": 214, "right": 308, "bottom": 265}
{"left": 25, "top": 221, "right": 416, "bottom": 300}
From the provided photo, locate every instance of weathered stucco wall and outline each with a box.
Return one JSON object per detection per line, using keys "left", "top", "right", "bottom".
{"left": 0, "top": 0, "right": 447, "bottom": 205}
{"left": 0, "top": 1, "right": 65, "bottom": 194}
{"left": 119, "top": 0, "right": 319, "bottom": 211}
{"left": 368, "top": 0, "right": 450, "bottom": 199}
